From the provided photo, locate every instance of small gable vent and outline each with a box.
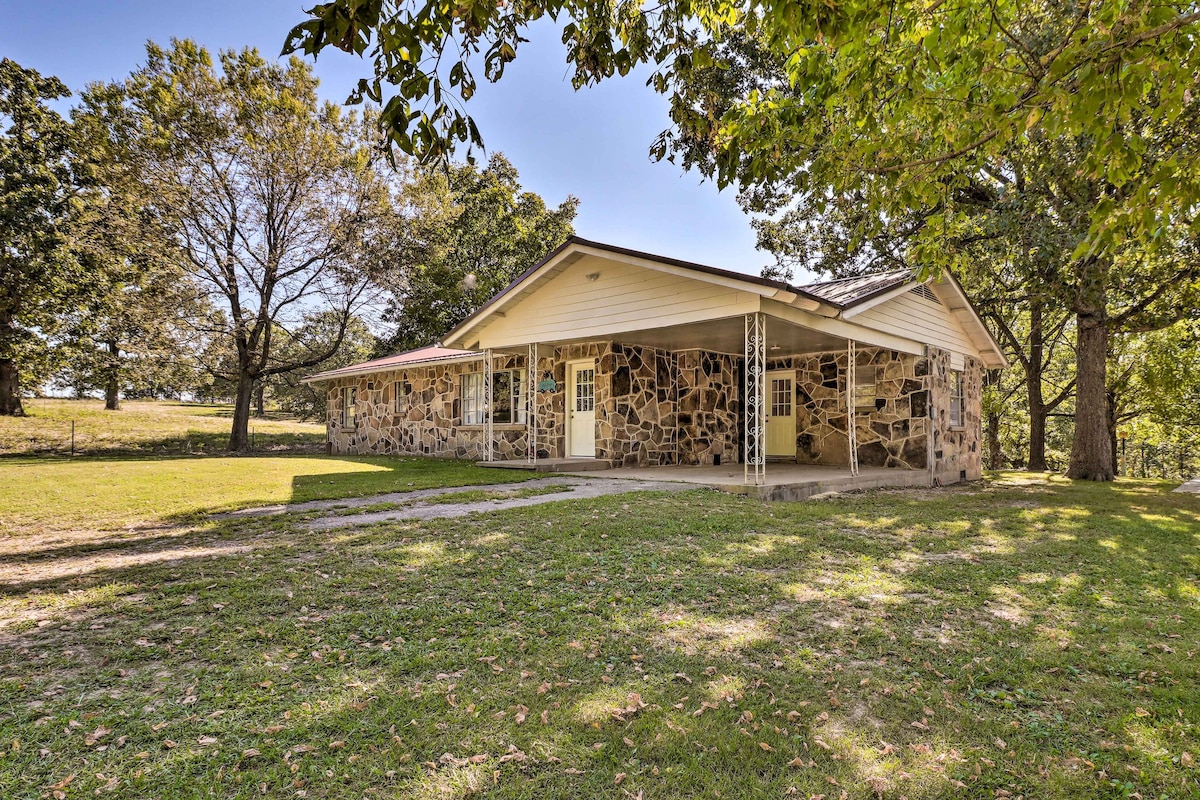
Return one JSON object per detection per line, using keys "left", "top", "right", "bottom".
{"left": 909, "top": 284, "right": 941, "bottom": 304}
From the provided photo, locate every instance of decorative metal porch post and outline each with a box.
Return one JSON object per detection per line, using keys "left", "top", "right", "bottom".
{"left": 847, "top": 340, "right": 859, "bottom": 477}
{"left": 484, "top": 349, "right": 494, "bottom": 462}
{"left": 527, "top": 342, "right": 537, "bottom": 464}
{"left": 744, "top": 312, "right": 766, "bottom": 485}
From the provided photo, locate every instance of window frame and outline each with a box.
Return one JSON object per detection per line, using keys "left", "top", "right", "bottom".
{"left": 394, "top": 379, "right": 412, "bottom": 413}
{"left": 342, "top": 386, "right": 357, "bottom": 428}
{"left": 854, "top": 366, "right": 878, "bottom": 410}
{"left": 461, "top": 369, "right": 526, "bottom": 425}
{"left": 949, "top": 370, "right": 964, "bottom": 427}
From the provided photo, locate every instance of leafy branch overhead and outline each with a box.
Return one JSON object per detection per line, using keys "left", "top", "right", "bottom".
{"left": 285, "top": 0, "right": 1200, "bottom": 254}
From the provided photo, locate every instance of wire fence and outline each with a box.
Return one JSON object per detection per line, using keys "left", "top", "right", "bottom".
{"left": 1, "top": 419, "right": 324, "bottom": 458}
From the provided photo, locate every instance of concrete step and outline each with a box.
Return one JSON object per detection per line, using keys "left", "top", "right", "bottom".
{"left": 477, "top": 458, "right": 611, "bottom": 473}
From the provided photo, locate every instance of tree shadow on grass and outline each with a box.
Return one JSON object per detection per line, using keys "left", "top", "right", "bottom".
{"left": 2, "top": 479, "right": 1199, "bottom": 798}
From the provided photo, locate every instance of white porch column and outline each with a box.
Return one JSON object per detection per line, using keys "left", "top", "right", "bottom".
{"left": 847, "top": 339, "right": 859, "bottom": 477}
{"left": 484, "top": 349, "right": 494, "bottom": 462}
{"left": 744, "top": 312, "right": 766, "bottom": 485}
{"left": 527, "top": 342, "right": 537, "bottom": 463}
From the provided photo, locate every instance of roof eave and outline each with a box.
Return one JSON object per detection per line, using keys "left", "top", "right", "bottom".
{"left": 301, "top": 353, "right": 483, "bottom": 384}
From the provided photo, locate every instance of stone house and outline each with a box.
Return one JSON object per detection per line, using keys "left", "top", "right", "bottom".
{"left": 304, "top": 238, "right": 1005, "bottom": 487}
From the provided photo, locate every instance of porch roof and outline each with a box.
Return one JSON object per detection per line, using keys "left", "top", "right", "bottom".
{"left": 302, "top": 345, "right": 480, "bottom": 384}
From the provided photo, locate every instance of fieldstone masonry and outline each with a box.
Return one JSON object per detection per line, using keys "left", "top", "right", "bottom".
{"left": 325, "top": 338, "right": 981, "bottom": 483}
{"left": 783, "top": 347, "right": 930, "bottom": 470}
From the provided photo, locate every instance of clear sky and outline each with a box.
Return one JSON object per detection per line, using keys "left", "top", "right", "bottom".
{"left": 1, "top": 0, "right": 779, "bottom": 277}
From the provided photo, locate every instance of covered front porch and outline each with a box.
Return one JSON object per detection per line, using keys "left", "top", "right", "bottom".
{"left": 480, "top": 309, "right": 933, "bottom": 488}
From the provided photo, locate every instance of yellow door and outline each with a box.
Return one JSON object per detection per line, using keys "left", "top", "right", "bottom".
{"left": 765, "top": 370, "right": 796, "bottom": 457}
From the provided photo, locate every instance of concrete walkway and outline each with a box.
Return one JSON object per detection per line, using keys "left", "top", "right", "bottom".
{"left": 1173, "top": 478, "right": 1200, "bottom": 494}
{"left": 220, "top": 476, "right": 696, "bottom": 531}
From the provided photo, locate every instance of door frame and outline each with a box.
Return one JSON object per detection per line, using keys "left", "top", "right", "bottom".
{"left": 765, "top": 368, "right": 797, "bottom": 458}
{"left": 566, "top": 358, "right": 597, "bottom": 458}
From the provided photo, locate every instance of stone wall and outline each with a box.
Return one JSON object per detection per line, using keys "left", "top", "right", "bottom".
{"left": 324, "top": 339, "right": 980, "bottom": 482}
{"left": 927, "top": 346, "right": 984, "bottom": 482}
{"left": 675, "top": 350, "right": 740, "bottom": 466}
{"left": 780, "top": 348, "right": 930, "bottom": 470}
{"left": 326, "top": 353, "right": 530, "bottom": 459}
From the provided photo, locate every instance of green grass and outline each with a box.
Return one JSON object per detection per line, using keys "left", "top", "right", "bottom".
{"left": 0, "top": 398, "right": 324, "bottom": 456}
{"left": 0, "top": 470, "right": 1198, "bottom": 798}
{"left": 0, "top": 455, "right": 539, "bottom": 533}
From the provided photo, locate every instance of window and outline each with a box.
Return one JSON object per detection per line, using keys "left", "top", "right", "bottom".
{"left": 342, "top": 386, "right": 357, "bottom": 427}
{"left": 394, "top": 380, "right": 411, "bottom": 413}
{"left": 461, "top": 370, "right": 526, "bottom": 424}
{"left": 770, "top": 377, "right": 792, "bottom": 417}
{"left": 854, "top": 367, "right": 878, "bottom": 409}
{"left": 574, "top": 367, "right": 595, "bottom": 412}
{"left": 949, "top": 370, "right": 964, "bottom": 427}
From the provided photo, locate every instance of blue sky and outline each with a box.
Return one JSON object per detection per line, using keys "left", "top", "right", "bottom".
{"left": 1, "top": 0, "right": 781, "bottom": 277}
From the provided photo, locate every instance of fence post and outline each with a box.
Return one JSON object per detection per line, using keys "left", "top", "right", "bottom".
{"left": 71, "top": 420, "right": 75, "bottom": 456}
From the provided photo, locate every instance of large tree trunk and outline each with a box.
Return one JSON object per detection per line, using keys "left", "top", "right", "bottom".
{"left": 1066, "top": 259, "right": 1113, "bottom": 480}
{"left": 986, "top": 409, "right": 1003, "bottom": 470}
{"left": 1107, "top": 390, "right": 1119, "bottom": 476}
{"left": 1028, "top": 397, "right": 1048, "bottom": 472}
{"left": 0, "top": 358, "right": 22, "bottom": 417}
{"left": 0, "top": 308, "right": 24, "bottom": 416}
{"left": 104, "top": 339, "right": 121, "bottom": 411}
{"left": 1025, "top": 304, "right": 1048, "bottom": 472}
{"left": 229, "top": 368, "right": 255, "bottom": 452}
{"left": 254, "top": 381, "right": 265, "bottom": 417}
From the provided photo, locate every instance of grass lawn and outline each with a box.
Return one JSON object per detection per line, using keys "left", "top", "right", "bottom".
{"left": 0, "top": 456, "right": 540, "bottom": 534}
{"left": 0, "top": 467, "right": 1198, "bottom": 799}
{"left": 0, "top": 399, "right": 324, "bottom": 456}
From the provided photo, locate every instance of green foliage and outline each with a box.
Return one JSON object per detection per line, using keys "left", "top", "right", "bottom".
{"left": 271, "top": 313, "right": 378, "bottom": 419}
{"left": 107, "top": 40, "right": 386, "bottom": 449}
{"left": 374, "top": 153, "right": 577, "bottom": 353}
{"left": 286, "top": 1, "right": 1200, "bottom": 255}
{"left": 0, "top": 59, "right": 87, "bottom": 414}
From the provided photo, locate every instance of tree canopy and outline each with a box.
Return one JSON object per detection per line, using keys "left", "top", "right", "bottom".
{"left": 0, "top": 59, "right": 84, "bottom": 416}
{"left": 373, "top": 153, "right": 578, "bottom": 354}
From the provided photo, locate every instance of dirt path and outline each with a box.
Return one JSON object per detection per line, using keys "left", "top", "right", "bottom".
{"left": 218, "top": 475, "right": 698, "bottom": 530}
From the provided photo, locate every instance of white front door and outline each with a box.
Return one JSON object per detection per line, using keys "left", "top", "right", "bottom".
{"left": 765, "top": 370, "right": 797, "bottom": 458}
{"left": 567, "top": 360, "right": 596, "bottom": 458}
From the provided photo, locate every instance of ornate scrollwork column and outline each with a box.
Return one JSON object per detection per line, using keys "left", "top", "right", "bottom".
{"left": 744, "top": 313, "right": 766, "bottom": 485}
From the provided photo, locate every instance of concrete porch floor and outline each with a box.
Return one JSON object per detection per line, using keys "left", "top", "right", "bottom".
{"left": 478, "top": 459, "right": 932, "bottom": 500}
{"left": 597, "top": 463, "right": 931, "bottom": 501}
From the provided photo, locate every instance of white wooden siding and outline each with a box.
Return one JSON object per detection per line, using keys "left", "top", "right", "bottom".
{"left": 852, "top": 290, "right": 977, "bottom": 357}
{"left": 474, "top": 255, "right": 759, "bottom": 348}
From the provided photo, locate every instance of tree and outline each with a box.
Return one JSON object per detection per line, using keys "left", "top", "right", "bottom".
{"left": 286, "top": 1, "right": 1200, "bottom": 480}
{"left": 692, "top": 32, "right": 1200, "bottom": 480}
{"left": 113, "top": 41, "right": 383, "bottom": 450}
{"left": 0, "top": 59, "right": 82, "bottom": 416}
{"left": 270, "top": 312, "right": 378, "bottom": 419}
{"left": 57, "top": 81, "right": 208, "bottom": 411}
{"left": 374, "top": 153, "right": 577, "bottom": 353}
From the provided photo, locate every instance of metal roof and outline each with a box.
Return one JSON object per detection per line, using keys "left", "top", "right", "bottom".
{"left": 304, "top": 345, "right": 479, "bottom": 383}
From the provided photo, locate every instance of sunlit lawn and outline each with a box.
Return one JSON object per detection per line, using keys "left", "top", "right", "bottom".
{"left": 0, "top": 456, "right": 538, "bottom": 533}
{"left": 0, "top": 398, "right": 324, "bottom": 456}
{"left": 1, "top": 470, "right": 1198, "bottom": 798}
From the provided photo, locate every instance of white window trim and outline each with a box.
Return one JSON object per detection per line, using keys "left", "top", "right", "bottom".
{"left": 949, "top": 370, "right": 964, "bottom": 427}
{"left": 342, "top": 386, "right": 357, "bottom": 428}
{"left": 394, "top": 379, "right": 411, "bottom": 413}
{"left": 462, "top": 369, "right": 526, "bottom": 425}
